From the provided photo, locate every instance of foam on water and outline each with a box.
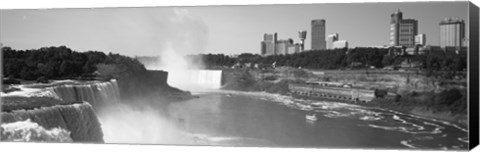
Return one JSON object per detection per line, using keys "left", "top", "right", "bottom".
{"left": 381, "top": 108, "right": 468, "bottom": 132}
{"left": 369, "top": 124, "right": 441, "bottom": 135}
{"left": 367, "top": 115, "right": 443, "bottom": 135}
{"left": 359, "top": 116, "right": 382, "bottom": 121}
{"left": 0, "top": 119, "right": 72, "bottom": 142}
{"left": 400, "top": 140, "right": 418, "bottom": 149}
{"left": 458, "top": 137, "right": 469, "bottom": 143}
{"left": 392, "top": 115, "right": 426, "bottom": 131}
{"left": 213, "top": 90, "right": 468, "bottom": 149}
{"left": 1, "top": 85, "right": 60, "bottom": 99}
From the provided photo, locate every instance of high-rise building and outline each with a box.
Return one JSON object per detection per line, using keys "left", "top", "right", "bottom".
{"left": 439, "top": 17, "right": 465, "bottom": 48}
{"left": 415, "top": 34, "right": 426, "bottom": 46}
{"left": 327, "top": 33, "right": 339, "bottom": 49}
{"left": 389, "top": 9, "right": 418, "bottom": 48}
{"left": 261, "top": 33, "right": 277, "bottom": 56}
{"left": 287, "top": 44, "right": 301, "bottom": 54}
{"left": 275, "top": 39, "right": 293, "bottom": 55}
{"left": 298, "top": 30, "right": 307, "bottom": 51}
{"left": 398, "top": 19, "right": 418, "bottom": 47}
{"left": 389, "top": 9, "right": 402, "bottom": 46}
{"left": 261, "top": 32, "right": 304, "bottom": 56}
{"left": 311, "top": 19, "right": 326, "bottom": 50}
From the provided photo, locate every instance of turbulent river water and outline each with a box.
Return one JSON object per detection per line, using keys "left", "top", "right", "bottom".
{"left": 90, "top": 70, "right": 468, "bottom": 150}
{"left": 160, "top": 91, "right": 468, "bottom": 150}
{"left": 2, "top": 71, "right": 467, "bottom": 149}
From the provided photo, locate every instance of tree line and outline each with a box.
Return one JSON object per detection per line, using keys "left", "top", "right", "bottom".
{"left": 192, "top": 47, "right": 467, "bottom": 79}
{"left": 2, "top": 46, "right": 466, "bottom": 81}
{"left": 2, "top": 46, "right": 146, "bottom": 81}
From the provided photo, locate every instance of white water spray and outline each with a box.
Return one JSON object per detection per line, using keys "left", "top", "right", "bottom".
{"left": 97, "top": 8, "right": 220, "bottom": 144}
{"left": 142, "top": 41, "right": 223, "bottom": 91}
{"left": 97, "top": 104, "right": 197, "bottom": 144}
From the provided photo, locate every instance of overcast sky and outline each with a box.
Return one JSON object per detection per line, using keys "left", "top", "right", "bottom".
{"left": 0, "top": 1, "right": 469, "bottom": 56}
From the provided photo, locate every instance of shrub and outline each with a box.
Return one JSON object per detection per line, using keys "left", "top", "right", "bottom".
{"left": 434, "top": 88, "right": 462, "bottom": 105}
{"left": 3, "top": 78, "right": 21, "bottom": 85}
{"left": 265, "top": 80, "right": 290, "bottom": 94}
{"left": 36, "top": 76, "right": 49, "bottom": 83}
{"left": 263, "top": 75, "right": 278, "bottom": 81}
{"left": 374, "top": 89, "right": 388, "bottom": 98}
{"left": 2, "top": 86, "right": 21, "bottom": 93}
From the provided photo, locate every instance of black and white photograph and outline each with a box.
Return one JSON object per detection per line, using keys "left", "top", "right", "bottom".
{"left": 0, "top": 1, "right": 478, "bottom": 151}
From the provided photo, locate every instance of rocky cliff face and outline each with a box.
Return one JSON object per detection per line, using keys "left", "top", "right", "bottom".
{"left": 116, "top": 70, "right": 194, "bottom": 102}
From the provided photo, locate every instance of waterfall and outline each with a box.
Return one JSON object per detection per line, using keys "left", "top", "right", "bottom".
{"left": 50, "top": 79, "right": 121, "bottom": 108}
{"left": 1, "top": 102, "right": 105, "bottom": 142}
{"left": 167, "top": 70, "right": 223, "bottom": 90}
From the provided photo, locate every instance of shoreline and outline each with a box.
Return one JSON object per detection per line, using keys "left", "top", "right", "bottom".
{"left": 290, "top": 92, "right": 468, "bottom": 129}
{"left": 215, "top": 89, "right": 468, "bottom": 130}
{"left": 294, "top": 96, "right": 468, "bottom": 128}
{"left": 220, "top": 68, "right": 467, "bottom": 129}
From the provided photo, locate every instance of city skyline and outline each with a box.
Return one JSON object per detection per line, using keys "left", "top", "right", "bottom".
{"left": 1, "top": 2, "right": 469, "bottom": 56}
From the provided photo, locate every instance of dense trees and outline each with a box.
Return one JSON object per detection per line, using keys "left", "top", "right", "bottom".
{"left": 3, "top": 45, "right": 466, "bottom": 81}
{"left": 185, "top": 54, "right": 236, "bottom": 68}
{"left": 195, "top": 47, "right": 466, "bottom": 79}
{"left": 2, "top": 46, "right": 146, "bottom": 81}
{"left": 198, "top": 48, "right": 464, "bottom": 69}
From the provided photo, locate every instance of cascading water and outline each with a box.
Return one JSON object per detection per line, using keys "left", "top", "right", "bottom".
{"left": 1, "top": 79, "right": 120, "bottom": 142}
{"left": 167, "top": 70, "right": 223, "bottom": 91}
{"left": 50, "top": 79, "right": 121, "bottom": 108}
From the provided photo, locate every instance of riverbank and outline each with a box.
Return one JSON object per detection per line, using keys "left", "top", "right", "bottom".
{"left": 220, "top": 68, "right": 468, "bottom": 128}
{"left": 291, "top": 93, "right": 467, "bottom": 128}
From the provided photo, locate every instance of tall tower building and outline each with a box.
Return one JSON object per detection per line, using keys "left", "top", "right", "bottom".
{"left": 439, "top": 17, "right": 465, "bottom": 48}
{"left": 298, "top": 30, "right": 307, "bottom": 51}
{"left": 389, "top": 9, "right": 402, "bottom": 46}
{"left": 311, "top": 19, "right": 326, "bottom": 50}
{"left": 327, "top": 33, "right": 339, "bottom": 49}
{"left": 389, "top": 9, "right": 418, "bottom": 48}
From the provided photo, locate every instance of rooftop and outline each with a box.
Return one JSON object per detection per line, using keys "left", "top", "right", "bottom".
{"left": 439, "top": 17, "right": 464, "bottom": 25}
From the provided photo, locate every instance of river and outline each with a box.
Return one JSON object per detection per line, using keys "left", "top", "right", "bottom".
{"left": 160, "top": 90, "right": 468, "bottom": 150}
{"left": 1, "top": 72, "right": 468, "bottom": 150}
{"left": 97, "top": 69, "right": 469, "bottom": 150}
